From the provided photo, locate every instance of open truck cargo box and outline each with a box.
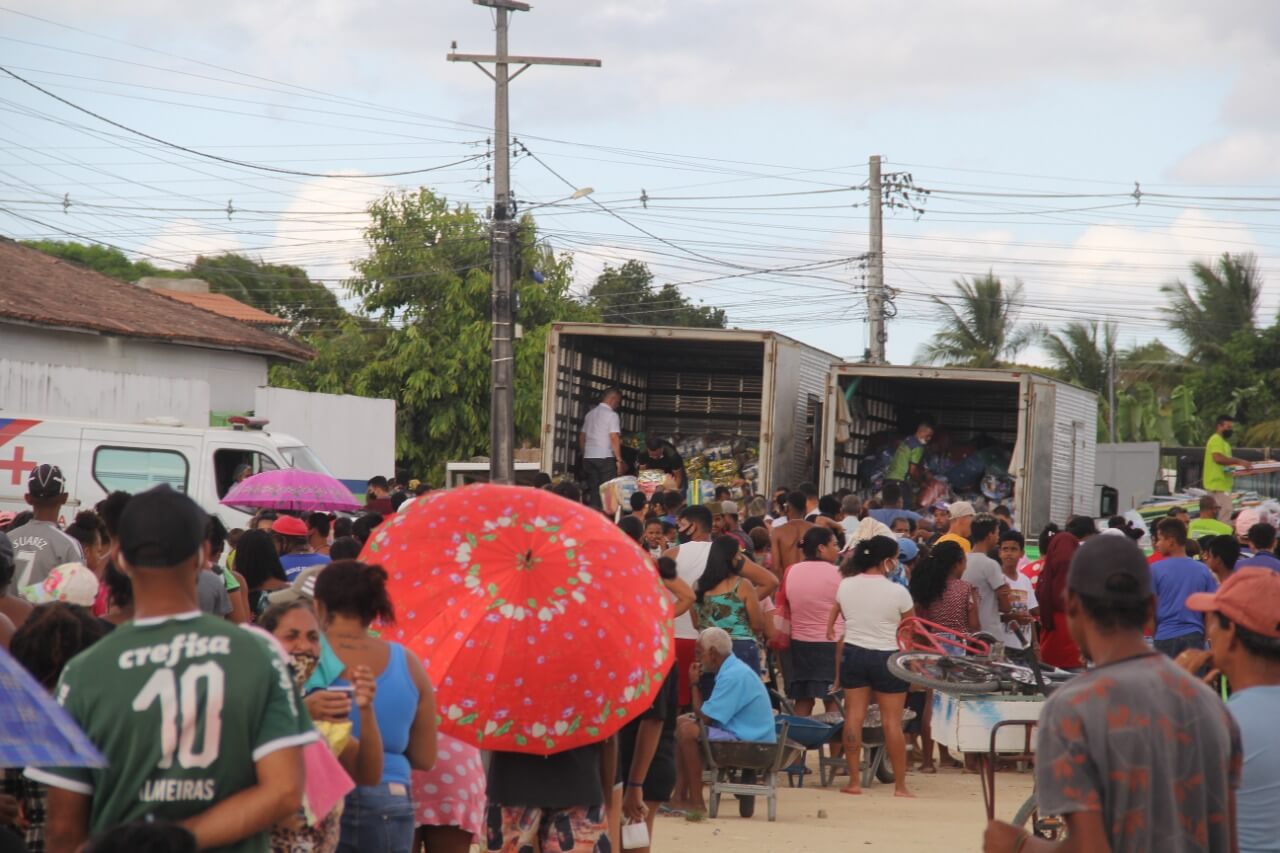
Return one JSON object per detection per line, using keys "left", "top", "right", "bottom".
{"left": 540, "top": 323, "right": 837, "bottom": 493}
{"left": 821, "top": 365, "right": 1098, "bottom": 534}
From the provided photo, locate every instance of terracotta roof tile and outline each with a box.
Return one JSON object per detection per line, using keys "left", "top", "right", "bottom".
{"left": 154, "top": 289, "right": 291, "bottom": 326}
{"left": 0, "top": 238, "right": 313, "bottom": 361}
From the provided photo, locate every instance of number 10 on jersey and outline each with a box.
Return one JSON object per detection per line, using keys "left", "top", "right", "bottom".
{"left": 132, "top": 663, "right": 225, "bottom": 770}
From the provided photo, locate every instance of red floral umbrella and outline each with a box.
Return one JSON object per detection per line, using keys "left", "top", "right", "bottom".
{"left": 366, "top": 484, "right": 674, "bottom": 755}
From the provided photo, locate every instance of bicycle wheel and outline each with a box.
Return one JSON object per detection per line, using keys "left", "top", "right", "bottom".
{"left": 887, "top": 652, "right": 1000, "bottom": 694}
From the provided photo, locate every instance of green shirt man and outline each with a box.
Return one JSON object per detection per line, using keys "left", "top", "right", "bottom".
{"left": 28, "top": 613, "right": 315, "bottom": 853}
{"left": 1204, "top": 416, "right": 1250, "bottom": 523}
{"left": 885, "top": 420, "right": 936, "bottom": 486}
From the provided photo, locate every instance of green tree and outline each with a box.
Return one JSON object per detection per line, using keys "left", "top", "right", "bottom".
{"left": 1160, "top": 252, "right": 1263, "bottom": 360}
{"left": 587, "top": 260, "right": 726, "bottom": 328}
{"left": 1041, "top": 320, "right": 1117, "bottom": 393}
{"left": 21, "top": 240, "right": 173, "bottom": 281}
{"left": 272, "top": 189, "right": 596, "bottom": 480}
{"left": 189, "top": 254, "right": 346, "bottom": 334}
{"left": 916, "top": 273, "right": 1032, "bottom": 367}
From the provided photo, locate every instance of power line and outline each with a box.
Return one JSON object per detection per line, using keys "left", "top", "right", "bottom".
{"left": 0, "top": 65, "right": 490, "bottom": 179}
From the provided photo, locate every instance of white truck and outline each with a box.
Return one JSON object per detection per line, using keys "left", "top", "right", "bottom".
{"left": 539, "top": 323, "right": 838, "bottom": 493}
{"left": 0, "top": 413, "right": 333, "bottom": 528}
{"left": 820, "top": 365, "right": 1099, "bottom": 534}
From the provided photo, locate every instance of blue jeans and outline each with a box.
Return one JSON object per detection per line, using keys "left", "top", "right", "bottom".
{"left": 1154, "top": 632, "right": 1205, "bottom": 659}
{"left": 338, "top": 783, "right": 415, "bottom": 853}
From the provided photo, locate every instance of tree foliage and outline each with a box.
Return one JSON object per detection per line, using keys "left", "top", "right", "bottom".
{"left": 271, "top": 189, "right": 597, "bottom": 480}
{"left": 21, "top": 240, "right": 175, "bottom": 281}
{"left": 1159, "top": 252, "right": 1262, "bottom": 360}
{"left": 587, "top": 260, "right": 726, "bottom": 328}
{"left": 916, "top": 273, "right": 1033, "bottom": 367}
{"left": 1041, "top": 320, "right": 1117, "bottom": 394}
{"left": 188, "top": 254, "right": 346, "bottom": 333}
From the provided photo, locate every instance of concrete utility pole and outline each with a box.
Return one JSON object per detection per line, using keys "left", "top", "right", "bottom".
{"left": 866, "top": 154, "right": 886, "bottom": 364}
{"left": 449, "top": 0, "right": 600, "bottom": 484}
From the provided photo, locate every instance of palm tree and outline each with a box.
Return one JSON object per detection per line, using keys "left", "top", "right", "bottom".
{"left": 1160, "top": 252, "right": 1262, "bottom": 359}
{"left": 916, "top": 273, "right": 1033, "bottom": 367}
{"left": 1040, "top": 321, "right": 1117, "bottom": 393}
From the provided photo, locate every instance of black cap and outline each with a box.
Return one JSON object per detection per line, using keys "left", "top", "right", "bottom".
{"left": 27, "top": 464, "right": 66, "bottom": 500}
{"left": 117, "top": 485, "right": 208, "bottom": 568}
{"left": 1067, "top": 534, "right": 1152, "bottom": 604}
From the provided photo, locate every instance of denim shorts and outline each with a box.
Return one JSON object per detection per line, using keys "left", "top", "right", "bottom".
{"left": 839, "top": 644, "right": 909, "bottom": 694}
{"left": 338, "top": 783, "right": 416, "bottom": 853}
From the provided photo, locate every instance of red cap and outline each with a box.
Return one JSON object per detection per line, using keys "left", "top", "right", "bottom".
{"left": 1186, "top": 567, "right": 1280, "bottom": 639}
{"left": 271, "top": 515, "right": 309, "bottom": 538}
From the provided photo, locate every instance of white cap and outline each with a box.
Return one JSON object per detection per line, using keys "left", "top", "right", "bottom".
{"left": 721, "top": 501, "right": 739, "bottom": 515}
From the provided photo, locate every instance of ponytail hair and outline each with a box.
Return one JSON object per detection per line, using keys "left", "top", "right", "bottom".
{"left": 841, "top": 534, "right": 899, "bottom": 578}
{"left": 313, "top": 560, "right": 395, "bottom": 627}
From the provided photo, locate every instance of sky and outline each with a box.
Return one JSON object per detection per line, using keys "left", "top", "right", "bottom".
{"left": 2, "top": 1, "right": 1280, "bottom": 364}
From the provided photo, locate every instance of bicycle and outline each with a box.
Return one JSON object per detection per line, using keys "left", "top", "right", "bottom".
{"left": 888, "top": 617, "right": 1072, "bottom": 841}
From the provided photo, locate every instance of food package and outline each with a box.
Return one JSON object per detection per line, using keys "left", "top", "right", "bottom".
{"left": 708, "top": 458, "right": 740, "bottom": 487}
{"left": 687, "top": 478, "right": 717, "bottom": 506}
{"left": 635, "top": 469, "right": 667, "bottom": 499}
{"left": 599, "top": 475, "right": 638, "bottom": 518}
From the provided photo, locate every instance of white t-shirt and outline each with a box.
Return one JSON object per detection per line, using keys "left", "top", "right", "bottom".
{"left": 673, "top": 540, "right": 712, "bottom": 640}
{"left": 1002, "top": 571, "right": 1038, "bottom": 650}
{"left": 581, "top": 402, "right": 621, "bottom": 459}
{"left": 836, "top": 573, "right": 914, "bottom": 651}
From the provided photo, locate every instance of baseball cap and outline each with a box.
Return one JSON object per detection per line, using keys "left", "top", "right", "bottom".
{"left": 272, "top": 515, "right": 309, "bottom": 538}
{"left": 720, "top": 501, "right": 739, "bottom": 516}
{"left": 704, "top": 501, "right": 723, "bottom": 516}
{"left": 27, "top": 464, "right": 66, "bottom": 500}
{"left": 1067, "top": 534, "right": 1151, "bottom": 604}
{"left": 117, "top": 484, "right": 208, "bottom": 568}
{"left": 896, "top": 537, "right": 919, "bottom": 562}
{"left": 267, "top": 564, "right": 325, "bottom": 607}
{"left": 1186, "top": 567, "right": 1280, "bottom": 639}
{"left": 30, "top": 562, "right": 99, "bottom": 607}
{"left": 930, "top": 501, "right": 950, "bottom": 512}
{"left": 948, "top": 501, "right": 975, "bottom": 519}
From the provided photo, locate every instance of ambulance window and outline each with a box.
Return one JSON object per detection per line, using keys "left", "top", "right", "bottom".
{"left": 93, "top": 447, "right": 190, "bottom": 495}
{"left": 213, "top": 449, "right": 280, "bottom": 498}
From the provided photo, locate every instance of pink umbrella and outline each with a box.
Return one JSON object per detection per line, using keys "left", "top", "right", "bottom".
{"left": 221, "top": 468, "right": 360, "bottom": 512}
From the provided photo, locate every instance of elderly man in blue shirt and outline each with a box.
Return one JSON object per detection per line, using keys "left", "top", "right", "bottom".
{"left": 670, "top": 627, "right": 774, "bottom": 812}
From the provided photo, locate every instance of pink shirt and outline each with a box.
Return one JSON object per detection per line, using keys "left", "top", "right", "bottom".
{"left": 778, "top": 560, "right": 844, "bottom": 642}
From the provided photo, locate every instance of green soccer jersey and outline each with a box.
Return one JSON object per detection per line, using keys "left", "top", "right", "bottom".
{"left": 28, "top": 612, "right": 315, "bottom": 853}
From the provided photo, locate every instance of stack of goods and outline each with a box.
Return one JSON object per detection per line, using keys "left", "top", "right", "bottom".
{"left": 678, "top": 434, "right": 761, "bottom": 502}
{"left": 859, "top": 431, "right": 1014, "bottom": 510}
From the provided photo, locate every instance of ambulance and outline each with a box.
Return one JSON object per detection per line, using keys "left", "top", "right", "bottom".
{"left": 0, "top": 413, "right": 333, "bottom": 528}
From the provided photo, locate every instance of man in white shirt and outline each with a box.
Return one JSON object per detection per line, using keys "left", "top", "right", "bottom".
{"left": 578, "top": 388, "right": 624, "bottom": 510}
{"left": 996, "top": 530, "right": 1038, "bottom": 655}
{"left": 961, "top": 513, "right": 1012, "bottom": 638}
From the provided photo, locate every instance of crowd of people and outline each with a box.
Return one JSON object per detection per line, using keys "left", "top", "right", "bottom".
{"left": 1, "top": 434, "right": 1279, "bottom": 853}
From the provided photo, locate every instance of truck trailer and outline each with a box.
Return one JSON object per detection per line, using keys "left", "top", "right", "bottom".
{"left": 540, "top": 323, "right": 838, "bottom": 495}
{"left": 821, "top": 364, "right": 1098, "bottom": 534}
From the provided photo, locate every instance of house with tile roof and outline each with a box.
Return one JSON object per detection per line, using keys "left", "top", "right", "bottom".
{"left": 0, "top": 238, "right": 313, "bottom": 425}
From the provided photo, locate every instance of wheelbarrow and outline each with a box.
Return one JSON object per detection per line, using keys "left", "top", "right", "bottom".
{"left": 699, "top": 720, "right": 802, "bottom": 821}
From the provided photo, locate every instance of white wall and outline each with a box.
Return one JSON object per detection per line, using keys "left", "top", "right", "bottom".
{"left": 0, "top": 324, "right": 268, "bottom": 414}
{"left": 254, "top": 386, "right": 395, "bottom": 483}
{"left": 0, "top": 358, "right": 211, "bottom": 425}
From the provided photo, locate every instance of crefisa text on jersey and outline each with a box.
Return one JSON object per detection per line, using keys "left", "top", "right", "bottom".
{"left": 117, "top": 633, "right": 233, "bottom": 670}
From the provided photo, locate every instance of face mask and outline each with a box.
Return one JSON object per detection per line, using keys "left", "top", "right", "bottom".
{"left": 1223, "top": 429, "right": 1234, "bottom": 440}
{"left": 289, "top": 651, "right": 318, "bottom": 690}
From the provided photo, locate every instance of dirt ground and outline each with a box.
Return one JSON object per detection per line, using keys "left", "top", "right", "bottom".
{"left": 652, "top": 759, "right": 1035, "bottom": 853}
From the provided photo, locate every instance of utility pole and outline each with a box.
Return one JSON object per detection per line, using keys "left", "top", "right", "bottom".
{"left": 449, "top": 0, "right": 600, "bottom": 484}
{"left": 866, "top": 154, "right": 886, "bottom": 363}
{"left": 1108, "top": 349, "right": 1117, "bottom": 443}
